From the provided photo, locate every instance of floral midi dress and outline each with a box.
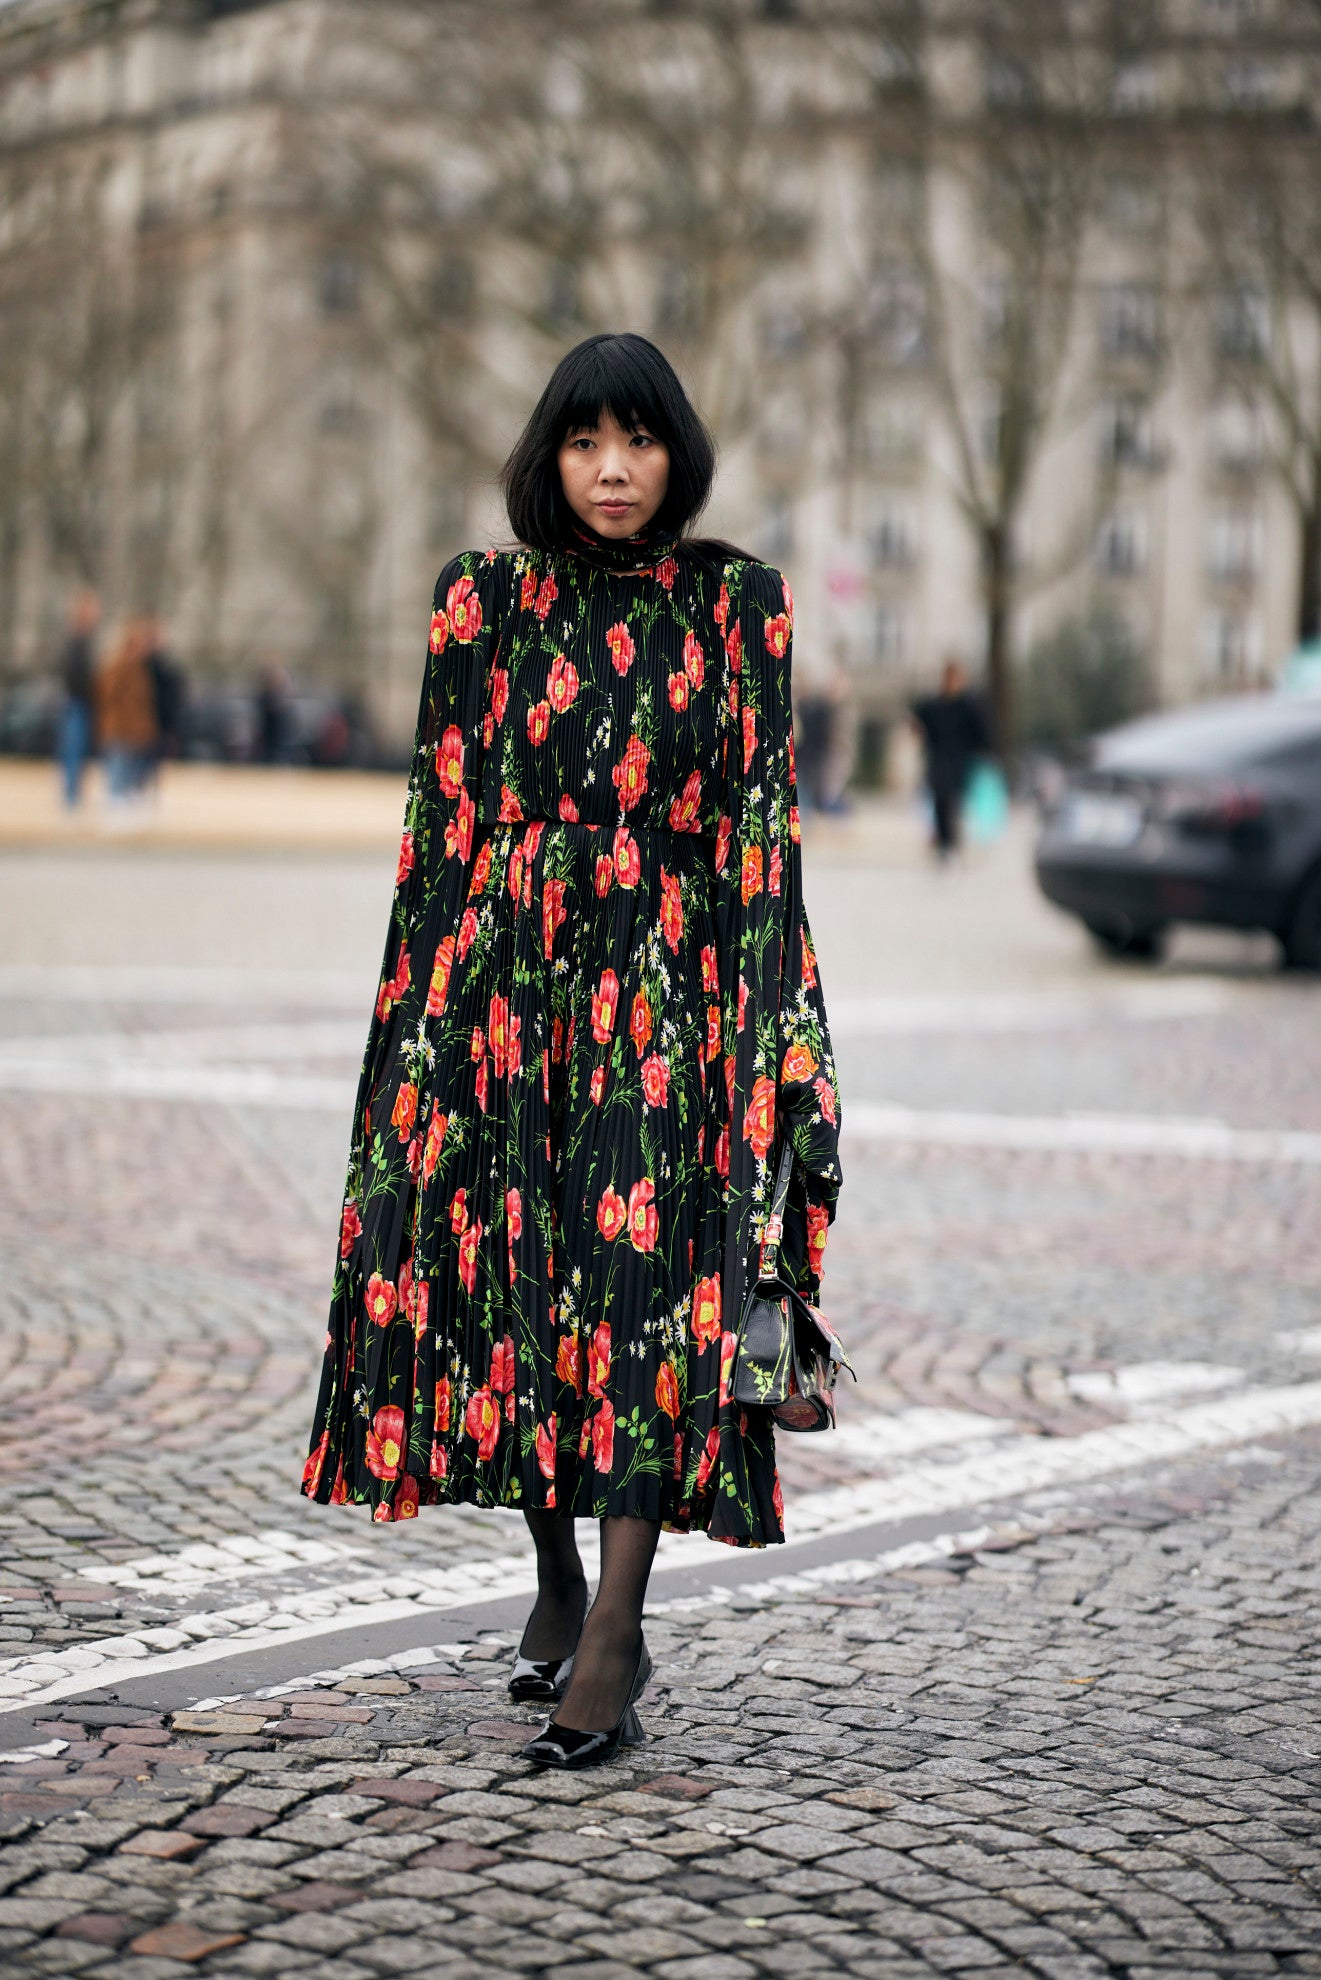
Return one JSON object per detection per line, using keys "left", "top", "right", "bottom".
{"left": 300, "top": 524, "right": 842, "bottom": 1546}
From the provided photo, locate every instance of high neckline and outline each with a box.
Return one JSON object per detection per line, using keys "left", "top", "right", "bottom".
{"left": 561, "top": 515, "right": 679, "bottom": 575}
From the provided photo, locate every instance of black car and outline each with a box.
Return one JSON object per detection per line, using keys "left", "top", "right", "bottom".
{"left": 1035, "top": 693, "right": 1321, "bottom": 968}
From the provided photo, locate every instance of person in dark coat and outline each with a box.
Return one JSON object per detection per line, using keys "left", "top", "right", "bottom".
{"left": 911, "top": 657, "right": 992, "bottom": 859}
{"left": 57, "top": 588, "right": 100, "bottom": 808}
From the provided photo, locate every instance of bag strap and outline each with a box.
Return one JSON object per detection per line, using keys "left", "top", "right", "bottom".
{"left": 756, "top": 1137, "right": 796, "bottom": 1286}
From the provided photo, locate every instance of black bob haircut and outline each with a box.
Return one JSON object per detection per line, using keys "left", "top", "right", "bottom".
{"left": 501, "top": 332, "right": 747, "bottom": 562}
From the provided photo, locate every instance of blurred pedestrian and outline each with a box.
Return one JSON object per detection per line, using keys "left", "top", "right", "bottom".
{"left": 143, "top": 616, "right": 186, "bottom": 782}
{"left": 95, "top": 620, "right": 159, "bottom": 808}
{"left": 57, "top": 588, "right": 100, "bottom": 809}
{"left": 255, "top": 663, "right": 295, "bottom": 764}
{"left": 911, "top": 656, "right": 993, "bottom": 860}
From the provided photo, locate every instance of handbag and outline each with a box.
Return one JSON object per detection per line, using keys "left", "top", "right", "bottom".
{"left": 730, "top": 1137, "right": 854, "bottom": 1432}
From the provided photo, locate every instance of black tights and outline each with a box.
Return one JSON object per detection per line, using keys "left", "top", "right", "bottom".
{"left": 520, "top": 1510, "right": 660, "bottom": 1732}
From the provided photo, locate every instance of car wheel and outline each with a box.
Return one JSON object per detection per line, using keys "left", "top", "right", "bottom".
{"left": 1083, "top": 918, "right": 1167, "bottom": 962}
{"left": 1283, "top": 867, "right": 1321, "bottom": 971}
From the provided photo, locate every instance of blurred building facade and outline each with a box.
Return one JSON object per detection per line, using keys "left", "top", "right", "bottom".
{"left": 1, "top": 0, "right": 1319, "bottom": 752}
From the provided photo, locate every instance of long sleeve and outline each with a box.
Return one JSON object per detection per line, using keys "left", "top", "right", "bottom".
{"left": 715, "top": 560, "right": 842, "bottom": 1326}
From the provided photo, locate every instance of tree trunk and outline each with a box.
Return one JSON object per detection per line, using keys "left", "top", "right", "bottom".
{"left": 983, "top": 522, "right": 1013, "bottom": 759}
{"left": 1298, "top": 478, "right": 1321, "bottom": 646}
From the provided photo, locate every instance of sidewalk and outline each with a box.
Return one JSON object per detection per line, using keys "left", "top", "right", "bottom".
{"left": 0, "top": 759, "right": 926, "bottom": 862}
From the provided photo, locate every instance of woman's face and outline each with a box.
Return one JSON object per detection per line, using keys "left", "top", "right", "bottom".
{"left": 557, "top": 408, "right": 670, "bottom": 539}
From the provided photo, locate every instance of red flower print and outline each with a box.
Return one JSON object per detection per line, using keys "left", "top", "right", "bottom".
{"left": 435, "top": 1375, "right": 452, "bottom": 1433}
{"left": 764, "top": 610, "right": 791, "bottom": 658}
{"left": 490, "top": 1336, "right": 515, "bottom": 1395}
{"left": 691, "top": 1274, "right": 721, "bottom": 1348}
{"left": 339, "top": 1201, "right": 362, "bottom": 1259}
{"left": 725, "top": 622, "right": 743, "bottom": 674}
{"left": 629, "top": 989, "right": 652, "bottom": 1056}
{"left": 655, "top": 1362, "right": 680, "bottom": 1419}
{"left": 605, "top": 621, "right": 635, "bottom": 674}
{"left": 682, "top": 631, "right": 705, "bottom": 686}
{"left": 365, "top": 1404, "right": 405, "bottom": 1480}
{"left": 508, "top": 842, "right": 524, "bottom": 903}
{"left": 668, "top": 771, "right": 701, "bottom": 833}
{"left": 365, "top": 1273, "right": 397, "bottom": 1327}
{"left": 743, "top": 1074, "right": 777, "bottom": 1161}
{"left": 590, "top": 1064, "right": 606, "bottom": 1106}
{"left": 457, "top": 905, "right": 479, "bottom": 958}
{"left": 506, "top": 1187, "right": 523, "bottom": 1241}
{"left": 807, "top": 1202, "right": 829, "bottom": 1279}
{"left": 660, "top": 867, "right": 683, "bottom": 951}
{"left": 489, "top": 992, "right": 510, "bottom": 1078}
{"left": 422, "top": 1103, "right": 448, "bottom": 1182}
{"left": 547, "top": 653, "right": 579, "bottom": 710}
{"left": 737, "top": 975, "right": 749, "bottom": 1033}
{"left": 490, "top": 666, "right": 509, "bottom": 724}
{"left": 498, "top": 784, "right": 523, "bottom": 823}
{"left": 695, "top": 1423, "right": 720, "bottom": 1493}
{"left": 302, "top": 1430, "right": 330, "bottom": 1494}
{"left": 782, "top": 1040, "right": 819, "bottom": 1083}
{"left": 655, "top": 554, "right": 677, "bottom": 590}
{"left": 445, "top": 787, "right": 475, "bottom": 862}
{"left": 627, "top": 1176, "right": 658, "bottom": 1252}
{"left": 474, "top": 839, "right": 493, "bottom": 890}
{"left": 426, "top": 935, "right": 457, "bottom": 1017}
{"left": 520, "top": 569, "right": 538, "bottom": 611}
{"left": 773, "top": 1474, "right": 784, "bottom": 1525}
{"left": 375, "top": 946, "right": 410, "bottom": 1021}
{"left": 429, "top": 608, "right": 449, "bottom": 654}
{"left": 474, "top": 1057, "right": 489, "bottom": 1113}
{"left": 612, "top": 734, "right": 651, "bottom": 811}
{"left": 396, "top": 830, "right": 415, "bottom": 885}
{"left": 534, "top": 572, "right": 558, "bottom": 621}
{"left": 714, "top": 814, "right": 732, "bottom": 872}
{"left": 542, "top": 877, "right": 567, "bottom": 959}
{"left": 559, "top": 793, "right": 579, "bottom": 822}
{"left": 394, "top": 1475, "right": 420, "bottom": 1519}
{"left": 700, "top": 938, "right": 717, "bottom": 988}
{"left": 706, "top": 1003, "right": 721, "bottom": 1061}
{"left": 536, "top": 1415, "right": 557, "bottom": 1480}
{"left": 450, "top": 1189, "right": 468, "bottom": 1235}
{"left": 668, "top": 671, "right": 689, "bottom": 711}
{"left": 591, "top": 1397, "right": 615, "bottom": 1472}
{"left": 591, "top": 967, "right": 620, "bottom": 1042}
{"left": 803, "top": 931, "right": 818, "bottom": 988}
{"left": 613, "top": 826, "right": 640, "bottom": 886}
{"left": 430, "top": 1441, "right": 448, "bottom": 1480}
{"left": 718, "top": 1328, "right": 738, "bottom": 1408}
{"left": 597, "top": 1184, "right": 627, "bottom": 1241}
{"left": 769, "top": 844, "right": 782, "bottom": 895}
{"left": 594, "top": 852, "right": 614, "bottom": 897}
{"left": 465, "top": 1385, "right": 500, "bottom": 1461}
{"left": 641, "top": 1053, "right": 670, "bottom": 1108}
{"left": 435, "top": 724, "right": 464, "bottom": 797}
{"left": 399, "top": 1256, "right": 429, "bottom": 1339}
{"left": 587, "top": 1320, "right": 611, "bottom": 1396}
{"left": 458, "top": 1216, "right": 482, "bottom": 1293}
{"left": 741, "top": 844, "right": 764, "bottom": 903}
{"left": 556, "top": 1334, "right": 582, "bottom": 1392}
{"left": 715, "top": 580, "right": 730, "bottom": 631}
{"left": 813, "top": 1073, "right": 838, "bottom": 1125}
{"left": 406, "top": 1134, "right": 422, "bottom": 1180}
{"left": 447, "top": 574, "right": 483, "bottom": 642}
{"left": 743, "top": 705, "right": 757, "bottom": 773}
{"left": 528, "top": 699, "right": 551, "bottom": 746}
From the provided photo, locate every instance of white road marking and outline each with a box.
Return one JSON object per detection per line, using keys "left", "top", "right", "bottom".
{"left": 827, "top": 983, "right": 1231, "bottom": 1035}
{"left": 823, "top": 1406, "right": 1021, "bottom": 1462}
{"left": 75, "top": 1530, "right": 367, "bottom": 1594}
{"left": 1066, "top": 1362, "right": 1245, "bottom": 1409}
{"left": 1276, "top": 1326, "right": 1321, "bottom": 1357}
{"left": 845, "top": 1101, "right": 1321, "bottom": 1166}
{"left": 4, "top": 1374, "right": 1320, "bottom": 1716}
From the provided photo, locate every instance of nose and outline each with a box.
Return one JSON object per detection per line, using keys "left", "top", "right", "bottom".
{"left": 598, "top": 448, "right": 631, "bottom": 486}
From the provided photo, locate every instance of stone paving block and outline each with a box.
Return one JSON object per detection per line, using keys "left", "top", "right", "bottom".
{"left": 116, "top": 1833, "right": 205, "bottom": 1863}
{"left": 129, "top": 1921, "right": 246, "bottom": 1960}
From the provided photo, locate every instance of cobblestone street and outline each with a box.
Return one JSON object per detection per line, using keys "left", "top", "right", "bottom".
{"left": 0, "top": 808, "right": 1318, "bottom": 1978}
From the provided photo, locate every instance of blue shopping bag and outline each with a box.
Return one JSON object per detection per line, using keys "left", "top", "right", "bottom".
{"left": 963, "top": 759, "right": 1009, "bottom": 844}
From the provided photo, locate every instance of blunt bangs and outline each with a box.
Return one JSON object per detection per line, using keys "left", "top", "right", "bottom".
{"left": 501, "top": 332, "right": 718, "bottom": 553}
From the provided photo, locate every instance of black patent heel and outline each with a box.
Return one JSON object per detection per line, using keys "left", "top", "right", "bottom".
{"left": 508, "top": 1651, "right": 574, "bottom": 1704}
{"left": 519, "top": 1636, "right": 652, "bottom": 1769}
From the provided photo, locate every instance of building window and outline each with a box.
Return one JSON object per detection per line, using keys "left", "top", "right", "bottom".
{"left": 1095, "top": 508, "right": 1148, "bottom": 577}
{"left": 1206, "top": 507, "right": 1262, "bottom": 582}
{"left": 873, "top": 602, "right": 907, "bottom": 666}
{"left": 1111, "top": 59, "right": 1160, "bottom": 115}
{"left": 1099, "top": 283, "right": 1160, "bottom": 360}
{"left": 1223, "top": 60, "right": 1280, "bottom": 111}
{"left": 1215, "top": 287, "right": 1269, "bottom": 364}
{"left": 1101, "top": 395, "right": 1157, "bottom": 470}
{"left": 865, "top": 265, "right": 926, "bottom": 366}
{"left": 320, "top": 254, "right": 361, "bottom": 316}
{"left": 1202, "top": 610, "right": 1262, "bottom": 682}
{"left": 1208, "top": 395, "right": 1265, "bottom": 471}
{"left": 861, "top": 393, "right": 921, "bottom": 466}
{"left": 985, "top": 55, "right": 1033, "bottom": 109}
{"left": 869, "top": 502, "right": 915, "bottom": 570}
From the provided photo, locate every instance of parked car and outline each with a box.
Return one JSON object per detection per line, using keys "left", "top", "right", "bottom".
{"left": 1034, "top": 692, "right": 1321, "bottom": 968}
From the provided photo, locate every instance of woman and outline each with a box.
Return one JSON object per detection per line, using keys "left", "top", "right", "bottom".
{"left": 301, "top": 332, "right": 843, "bottom": 1767}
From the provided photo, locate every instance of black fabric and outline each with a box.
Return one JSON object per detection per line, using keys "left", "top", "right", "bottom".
{"left": 553, "top": 1515, "right": 660, "bottom": 1732}
{"left": 563, "top": 515, "right": 680, "bottom": 574}
{"left": 520, "top": 1509, "right": 588, "bottom": 1661}
{"left": 61, "top": 634, "right": 94, "bottom": 708}
{"left": 911, "top": 690, "right": 991, "bottom": 794}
